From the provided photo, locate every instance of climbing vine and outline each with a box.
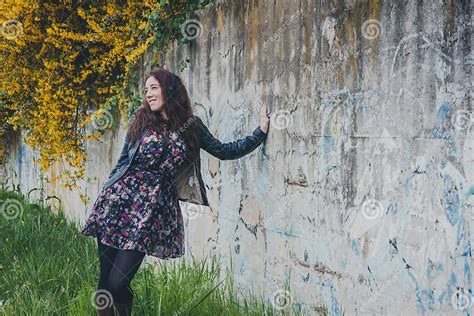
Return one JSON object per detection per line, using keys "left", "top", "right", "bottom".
{"left": 0, "top": 0, "right": 215, "bottom": 189}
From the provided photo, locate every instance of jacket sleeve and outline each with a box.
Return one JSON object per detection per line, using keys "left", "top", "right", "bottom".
{"left": 195, "top": 115, "right": 267, "bottom": 160}
{"left": 106, "top": 114, "right": 135, "bottom": 179}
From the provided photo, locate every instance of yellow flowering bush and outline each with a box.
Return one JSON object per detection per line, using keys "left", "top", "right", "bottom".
{"left": 0, "top": 0, "right": 215, "bottom": 189}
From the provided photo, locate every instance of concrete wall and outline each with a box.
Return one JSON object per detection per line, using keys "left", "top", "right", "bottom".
{"left": 4, "top": 0, "right": 473, "bottom": 314}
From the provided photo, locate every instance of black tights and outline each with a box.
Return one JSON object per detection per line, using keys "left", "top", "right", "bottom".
{"left": 96, "top": 237, "right": 146, "bottom": 304}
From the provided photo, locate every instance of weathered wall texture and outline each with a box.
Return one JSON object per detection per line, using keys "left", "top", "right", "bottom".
{"left": 4, "top": 0, "right": 473, "bottom": 315}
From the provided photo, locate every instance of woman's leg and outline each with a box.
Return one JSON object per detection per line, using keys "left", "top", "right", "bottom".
{"left": 97, "top": 237, "right": 119, "bottom": 290}
{"left": 107, "top": 247, "right": 146, "bottom": 304}
{"left": 95, "top": 237, "right": 118, "bottom": 315}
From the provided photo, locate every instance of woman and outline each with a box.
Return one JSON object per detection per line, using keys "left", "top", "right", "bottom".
{"left": 81, "top": 68, "right": 270, "bottom": 315}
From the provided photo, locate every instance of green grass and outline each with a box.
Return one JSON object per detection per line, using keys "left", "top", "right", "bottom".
{"left": 0, "top": 183, "right": 329, "bottom": 315}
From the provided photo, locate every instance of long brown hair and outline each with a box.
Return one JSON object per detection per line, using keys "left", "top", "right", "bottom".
{"left": 128, "top": 68, "right": 200, "bottom": 161}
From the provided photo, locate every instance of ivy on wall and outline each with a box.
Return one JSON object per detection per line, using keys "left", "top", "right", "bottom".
{"left": 0, "top": 0, "right": 215, "bottom": 189}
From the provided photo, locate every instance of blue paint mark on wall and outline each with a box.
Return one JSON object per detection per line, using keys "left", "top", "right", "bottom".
{"left": 440, "top": 173, "right": 460, "bottom": 226}
{"left": 438, "top": 290, "right": 446, "bottom": 305}
{"left": 433, "top": 102, "right": 459, "bottom": 155}
{"left": 433, "top": 102, "right": 452, "bottom": 140}
{"left": 456, "top": 215, "right": 465, "bottom": 246}
{"left": 325, "top": 280, "right": 341, "bottom": 316}
{"left": 427, "top": 262, "right": 444, "bottom": 280}
{"left": 403, "top": 178, "right": 410, "bottom": 197}
{"left": 406, "top": 267, "right": 427, "bottom": 314}
{"left": 341, "top": 258, "right": 348, "bottom": 269}
{"left": 444, "top": 272, "right": 471, "bottom": 313}
{"left": 421, "top": 289, "right": 434, "bottom": 312}
{"left": 465, "top": 185, "right": 474, "bottom": 199}
{"left": 265, "top": 225, "right": 301, "bottom": 238}
{"left": 387, "top": 200, "right": 398, "bottom": 215}
{"left": 446, "top": 272, "right": 459, "bottom": 306}
{"left": 352, "top": 239, "right": 360, "bottom": 256}
{"left": 324, "top": 136, "right": 332, "bottom": 154}
{"left": 462, "top": 260, "right": 473, "bottom": 303}
{"left": 463, "top": 260, "right": 471, "bottom": 277}
{"left": 440, "top": 160, "right": 447, "bottom": 169}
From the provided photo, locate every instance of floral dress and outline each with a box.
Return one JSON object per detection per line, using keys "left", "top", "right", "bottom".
{"left": 81, "top": 123, "right": 188, "bottom": 259}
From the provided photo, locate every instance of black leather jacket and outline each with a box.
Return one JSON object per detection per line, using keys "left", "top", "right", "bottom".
{"left": 101, "top": 115, "right": 268, "bottom": 206}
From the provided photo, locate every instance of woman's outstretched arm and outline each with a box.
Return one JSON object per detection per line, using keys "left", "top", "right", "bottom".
{"left": 195, "top": 115, "right": 268, "bottom": 160}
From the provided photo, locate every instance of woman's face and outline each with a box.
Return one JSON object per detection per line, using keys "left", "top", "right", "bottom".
{"left": 145, "top": 76, "right": 166, "bottom": 115}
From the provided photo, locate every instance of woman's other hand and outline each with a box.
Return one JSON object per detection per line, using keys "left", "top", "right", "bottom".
{"left": 259, "top": 102, "right": 270, "bottom": 135}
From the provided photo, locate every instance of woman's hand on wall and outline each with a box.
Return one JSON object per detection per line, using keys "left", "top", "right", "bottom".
{"left": 259, "top": 102, "right": 271, "bottom": 135}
